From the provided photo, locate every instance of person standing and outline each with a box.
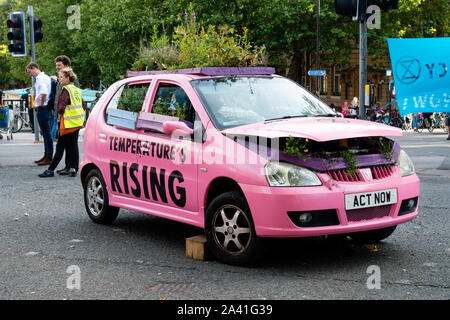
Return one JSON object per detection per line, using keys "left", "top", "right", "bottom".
{"left": 412, "top": 113, "right": 419, "bottom": 132}
{"left": 39, "top": 68, "right": 85, "bottom": 178}
{"left": 53, "top": 55, "right": 80, "bottom": 174}
{"left": 349, "top": 97, "right": 358, "bottom": 118}
{"left": 26, "top": 63, "right": 53, "bottom": 165}
{"left": 341, "top": 101, "right": 350, "bottom": 117}
{"left": 446, "top": 113, "right": 450, "bottom": 140}
{"left": 22, "top": 88, "right": 35, "bottom": 133}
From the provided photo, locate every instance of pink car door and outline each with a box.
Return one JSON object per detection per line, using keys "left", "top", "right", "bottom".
{"left": 96, "top": 81, "right": 151, "bottom": 199}
{"left": 137, "top": 80, "right": 200, "bottom": 215}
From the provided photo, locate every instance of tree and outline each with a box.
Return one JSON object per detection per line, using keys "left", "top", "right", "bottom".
{"left": 1, "top": 0, "right": 448, "bottom": 89}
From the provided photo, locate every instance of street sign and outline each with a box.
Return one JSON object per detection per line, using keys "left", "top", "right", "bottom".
{"left": 308, "top": 70, "right": 326, "bottom": 76}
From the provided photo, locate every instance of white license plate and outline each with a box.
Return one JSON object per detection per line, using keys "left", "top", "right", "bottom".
{"left": 345, "top": 188, "right": 397, "bottom": 210}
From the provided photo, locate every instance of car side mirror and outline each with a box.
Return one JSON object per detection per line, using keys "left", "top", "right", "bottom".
{"left": 163, "top": 121, "right": 194, "bottom": 137}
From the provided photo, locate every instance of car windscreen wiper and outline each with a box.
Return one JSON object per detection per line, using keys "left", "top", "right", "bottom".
{"left": 313, "top": 113, "right": 339, "bottom": 117}
{"left": 265, "top": 115, "right": 308, "bottom": 122}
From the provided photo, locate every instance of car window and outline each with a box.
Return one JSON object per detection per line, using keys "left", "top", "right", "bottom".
{"left": 190, "top": 76, "right": 334, "bottom": 130}
{"left": 151, "top": 83, "right": 195, "bottom": 124}
{"left": 105, "top": 82, "right": 150, "bottom": 125}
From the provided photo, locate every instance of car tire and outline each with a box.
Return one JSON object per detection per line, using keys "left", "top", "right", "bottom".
{"left": 348, "top": 225, "right": 397, "bottom": 243}
{"left": 83, "top": 168, "right": 119, "bottom": 224}
{"left": 205, "top": 191, "right": 262, "bottom": 266}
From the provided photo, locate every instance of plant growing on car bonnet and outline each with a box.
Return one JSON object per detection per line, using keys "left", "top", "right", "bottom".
{"left": 284, "top": 136, "right": 310, "bottom": 160}
{"left": 284, "top": 136, "right": 358, "bottom": 175}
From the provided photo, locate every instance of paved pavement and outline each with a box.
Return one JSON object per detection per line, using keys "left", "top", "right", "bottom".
{"left": 0, "top": 128, "right": 85, "bottom": 168}
{"left": 0, "top": 127, "right": 448, "bottom": 300}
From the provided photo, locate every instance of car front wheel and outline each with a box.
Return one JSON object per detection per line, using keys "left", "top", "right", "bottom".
{"left": 205, "top": 191, "right": 262, "bottom": 266}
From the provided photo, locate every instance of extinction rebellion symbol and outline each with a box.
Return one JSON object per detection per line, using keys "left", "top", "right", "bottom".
{"left": 395, "top": 57, "right": 421, "bottom": 85}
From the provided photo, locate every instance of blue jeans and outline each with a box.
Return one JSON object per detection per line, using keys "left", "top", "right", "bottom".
{"left": 50, "top": 111, "right": 58, "bottom": 140}
{"left": 412, "top": 115, "right": 419, "bottom": 129}
{"left": 36, "top": 107, "right": 53, "bottom": 158}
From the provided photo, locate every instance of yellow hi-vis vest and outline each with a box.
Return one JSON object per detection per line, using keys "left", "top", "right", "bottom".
{"left": 62, "top": 83, "right": 85, "bottom": 129}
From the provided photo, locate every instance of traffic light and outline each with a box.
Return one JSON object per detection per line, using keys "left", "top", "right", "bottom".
{"left": 334, "top": 0, "right": 398, "bottom": 21}
{"left": 334, "top": 0, "right": 359, "bottom": 19}
{"left": 6, "top": 11, "right": 27, "bottom": 57}
{"left": 33, "top": 18, "right": 43, "bottom": 43}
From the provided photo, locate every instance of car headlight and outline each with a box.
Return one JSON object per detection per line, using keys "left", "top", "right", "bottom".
{"left": 264, "top": 161, "right": 322, "bottom": 187}
{"left": 398, "top": 149, "right": 415, "bottom": 177}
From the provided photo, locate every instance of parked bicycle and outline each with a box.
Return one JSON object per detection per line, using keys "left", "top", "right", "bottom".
{"left": 432, "top": 113, "right": 447, "bottom": 133}
{"left": 375, "top": 112, "right": 403, "bottom": 129}
{"left": 402, "top": 116, "right": 412, "bottom": 131}
{"left": 11, "top": 106, "right": 32, "bottom": 133}
{"left": 416, "top": 118, "right": 425, "bottom": 133}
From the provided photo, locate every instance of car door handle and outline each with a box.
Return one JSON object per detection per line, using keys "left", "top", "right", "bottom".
{"left": 99, "top": 133, "right": 107, "bottom": 141}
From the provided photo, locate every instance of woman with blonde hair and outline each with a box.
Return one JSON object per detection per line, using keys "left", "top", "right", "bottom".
{"left": 39, "top": 68, "right": 86, "bottom": 177}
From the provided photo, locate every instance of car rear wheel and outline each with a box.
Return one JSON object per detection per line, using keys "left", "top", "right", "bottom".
{"left": 83, "top": 168, "right": 119, "bottom": 224}
{"left": 205, "top": 191, "right": 262, "bottom": 266}
{"left": 348, "top": 225, "right": 397, "bottom": 243}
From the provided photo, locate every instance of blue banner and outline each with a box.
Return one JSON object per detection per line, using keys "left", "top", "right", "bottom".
{"left": 387, "top": 37, "right": 450, "bottom": 116}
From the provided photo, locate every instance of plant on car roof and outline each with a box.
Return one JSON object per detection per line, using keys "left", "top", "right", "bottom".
{"left": 132, "top": 8, "right": 266, "bottom": 71}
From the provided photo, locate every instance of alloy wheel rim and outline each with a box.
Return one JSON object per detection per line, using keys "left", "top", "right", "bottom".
{"left": 212, "top": 205, "right": 252, "bottom": 255}
{"left": 87, "top": 176, "right": 104, "bottom": 217}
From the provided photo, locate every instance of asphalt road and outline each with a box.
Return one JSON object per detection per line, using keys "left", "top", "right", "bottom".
{"left": 0, "top": 128, "right": 449, "bottom": 301}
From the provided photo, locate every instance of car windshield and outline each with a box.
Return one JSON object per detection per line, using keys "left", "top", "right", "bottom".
{"left": 190, "top": 76, "right": 335, "bottom": 130}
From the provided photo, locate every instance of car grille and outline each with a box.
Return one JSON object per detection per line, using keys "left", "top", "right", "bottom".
{"left": 326, "top": 165, "right": 394, "bottom": 183}
{"left": 370, "top": 165, "right": 394, "bottom": 180}
{"left": 326, "top": 170, "right": 362, "bottom": 182}
{"left": 346, "top": 205, "right": 392, "bottom": 223}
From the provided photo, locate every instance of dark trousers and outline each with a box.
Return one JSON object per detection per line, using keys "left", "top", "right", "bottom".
{"left": 66, "top": 129, "right": 80, "bottom": 171}
{"left": 36, "top": 107, "right": 53, "bottom": 158}
{"left": 28, "top": 107, "right": 35, "bottom": 131}
{"left": 49, "top": 129, "right": 80, "bottom": 171}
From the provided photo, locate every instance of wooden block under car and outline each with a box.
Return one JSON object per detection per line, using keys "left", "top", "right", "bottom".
{"left": 186, "top": 235, "right": 211, "bottom": 261}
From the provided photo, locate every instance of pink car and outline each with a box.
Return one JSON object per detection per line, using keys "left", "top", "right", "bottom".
{"left": 81, "top": 68, "right": 419, "bottom": 265}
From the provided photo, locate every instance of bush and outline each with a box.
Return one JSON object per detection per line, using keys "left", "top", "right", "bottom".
{"left": 132, "top": 11, "right": 266, "bottom": 71}
{"left": 132, "top": 25, "right": 181, "bottom": 71}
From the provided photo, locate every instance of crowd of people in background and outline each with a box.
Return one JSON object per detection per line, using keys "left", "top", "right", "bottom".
{"left": 0, "top": 55, "right": 106, "bottom": 175}
{"left": 24, "top": 55, "right": 87, "bottom": 177}
{"left": 330, "top": 97, "right": 450, "bottom": 141}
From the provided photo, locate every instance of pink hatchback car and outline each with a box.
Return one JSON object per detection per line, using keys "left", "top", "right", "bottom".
{"left": 81, "top": 68, "right": 419, "bottom": 265}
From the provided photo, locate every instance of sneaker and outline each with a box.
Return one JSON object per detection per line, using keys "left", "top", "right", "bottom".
{"left": 38, "top": 169, "right": 54, "bottom": 178}
{"left": 57, "top": 168, "right": 70, "bottom": 175}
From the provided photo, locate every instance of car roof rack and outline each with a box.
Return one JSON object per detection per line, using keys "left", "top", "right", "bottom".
{"left": 126, "top": 67, "right": 276, "bottom": 78}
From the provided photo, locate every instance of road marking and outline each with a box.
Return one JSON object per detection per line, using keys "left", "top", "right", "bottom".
{"left": 0, "top": 143, "right": 40, "bottom": 147}
{"left": 401, "top": 144, "right": 450, "bottom": 148}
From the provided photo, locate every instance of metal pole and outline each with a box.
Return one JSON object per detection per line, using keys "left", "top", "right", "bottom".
{"left": 316, "top": 0, "right": 320, "bottom": 96}
{"left": 28, "top": 5, "right": 39, "bottom": 141}
{"left": 358, "top": 0, "right": 367, "bottom": 120}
